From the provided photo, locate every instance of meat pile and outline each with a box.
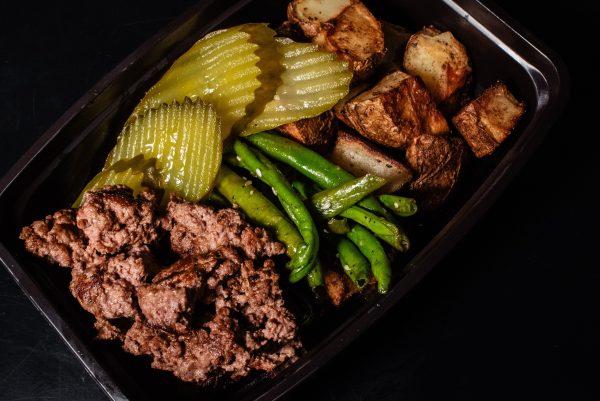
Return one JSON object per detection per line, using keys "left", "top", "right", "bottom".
{"left": 19, "top": 185, "right": 300, "bottom": 383}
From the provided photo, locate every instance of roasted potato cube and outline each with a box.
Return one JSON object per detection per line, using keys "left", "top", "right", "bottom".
{"left": 403, "top": 26, "right": 471, "bottom": 106}
{"left": 338, "top": 70, "right": 449, "bottom": 148}
{"left": 406, "top": 134, "right": 467, "bottom": 210}
{"left": 323, "top": 269, "right": 359, "bottom": 306}
{"left": 452, "top": 82, "right": 525, "bottom": 158}
{"left": 329, "top": 129, "right": 413, "bottom": 193}
{"left": 287, "top": 0, "right": 385, "bottom": 79}
{"left": 276, "top": 111, "right": 336, "bottom": 146}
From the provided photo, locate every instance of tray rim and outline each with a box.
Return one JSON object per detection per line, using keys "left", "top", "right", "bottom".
{"left": 0, "top": 0, "right": 569, "bottom": 400}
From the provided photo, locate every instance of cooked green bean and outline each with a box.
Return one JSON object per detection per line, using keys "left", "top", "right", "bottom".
{"left": 306, "top": 259, "right": 324, "bottom": 289}
{"left": 311, "top": 174, "right": 386, "bottom": 218}
{"left": 346, "top": 225, "right": 391, "bottom": 294}
{"left": 214, "top": 166, "right": 304, "bottom": 260}
{"left": 327, "top": 217, "right": 350, "bottom": 234}
{"left": 233, "top": 139, "right": 319, "bottom": 282}
{"left": 205, "top": 191, "right": 230, "bottom": 208}
{"left": 379, "top": 194, "right": 418, "bottom": 217}
{"left": 336, "top": 237, "right": 371, "bottom": 289}
{"left": 340, "top": 206, "right": 410, "bottom": 252}
{"left": 246, "top": 132, "right": 388, "bottom": 216}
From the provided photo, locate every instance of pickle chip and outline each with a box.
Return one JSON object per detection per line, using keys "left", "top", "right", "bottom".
{"left": 240, "top": 38, "right": 352, "bottom": 136}
{"left": 131, "top": 23, "right": 280, "bottom": 137}
{"left": 99, "top": 98, "right": 222, "bottom": 202}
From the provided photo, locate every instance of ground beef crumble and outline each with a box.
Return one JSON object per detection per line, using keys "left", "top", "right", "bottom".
{"left": 19, "top": 186, "right": 301, "bottom": 384}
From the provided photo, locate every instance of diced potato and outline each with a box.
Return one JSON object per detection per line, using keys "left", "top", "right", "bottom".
{"left": 329, "top": 129, "right": 413, "bottom": 193}
{"left": 323, "top": 269, "right": 359, "bottom": 306}
{"left": 405, "top": 134, "right": 467, "bottom": 210}
{"left": 276, "top": 111, "right": 337, "bottom": 146}
{"left": 403, "top": 26, "right": 471, "bottom": 107}
{"left": 452, "top": 82, "right": 525, "bottom": 158}
{"left": 338, "top": 70, "right": 449, "bottom": 148}
{"left": 287, "top": 0, "right": 385, "bottom": 79}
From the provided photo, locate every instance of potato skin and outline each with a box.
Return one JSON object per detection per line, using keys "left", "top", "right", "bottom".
{"left": 276, "top": 111, "right": 337, "bottom": 147}
{"left": 287, "top": 0, "right": 385, "bottom": 80}
{"left": 403, "top": 26, "right": 472, "bottom": 107}
{"left": 329, "top": 129, "right": 413, "bottom": 194}
{"left": 338, "top": 70, "right": 449, "bottom": 149}
{"left": 452, "top": 82, "right": 525, "bottom": 157}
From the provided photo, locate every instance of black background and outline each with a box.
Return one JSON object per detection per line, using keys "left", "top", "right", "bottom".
{"left": 1, "top": 1, "right": 597, "bottom": 400}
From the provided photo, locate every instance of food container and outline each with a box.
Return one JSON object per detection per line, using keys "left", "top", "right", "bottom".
{"left": 0, "top": 0, "right": 568, "bottom": 400}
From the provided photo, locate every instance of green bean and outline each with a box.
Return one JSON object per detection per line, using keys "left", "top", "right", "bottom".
{"left": 336, "top": 237, "right": 371, "bottom": 289}
{"left": 233, "top": 139, "right": 319, "bottom": 282}
{"left": 379, "top": 194, "right": 418, "bottom": 217}
{"left": 340, "top": 206, "right": 410, "bottom": 252}
{"left": 205, "top": 191, "right": 230, "bottom": 208}
{"left": 289, "top": 169, "right": 408, "bottom": 251}
{"left": 346, "top": 224, "right": 392, "bottom": 294}
{"left": 306, "top": 259, "right": 324, "bottom": 289}
{"left": 246, "top": 132, "right": 388, "bottom": 216}
{"left": 311, "top": 174, "right": 386, "bottom": 218}
{"left": 327, "top": 217, "right": 350, "bottom": 234}
{"left": 291, "top": 180, "right": 309, "bottom": 200}
{"left": 214, "top": 166, "right": 304, "bottom": 259}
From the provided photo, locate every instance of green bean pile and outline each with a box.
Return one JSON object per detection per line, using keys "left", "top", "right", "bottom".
{"left": 214, "top": 131, "right": 417, "bottom": 294}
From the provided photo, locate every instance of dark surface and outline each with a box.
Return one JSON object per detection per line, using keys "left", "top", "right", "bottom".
{"left": 0, "top": 1, "right": 596, "bottom": 401}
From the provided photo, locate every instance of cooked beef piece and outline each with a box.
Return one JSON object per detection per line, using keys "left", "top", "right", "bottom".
{"left": 452, "top": 82, "right": 526, "bottom": 157}
{"left": 287, "top": 0, "right": 385, "bottom": 80}
{"left": 124, "top": 308, "right": 252, "bottom": 383}
{"left": 19, "top": 208, "right": 87, "bottom": 268}
{"left": 70, "top": 264, "right": 137, "bottom": 320}
{"left": 403, "top": 26, "right": 472, "bottom": 109}
{"left": 94, "top": 318, "right": 125, "bottom": 341}
{"left": 406, "top": 134, "right": 468, "bottom": 210}
{"left": 69, "top": 247, "right": 158, "bottom": 321}
{"left": 276, "top": 111, "right": 336, "bottom": 146}
{"left": 217, "top": 259, "right": 298, "bottom": 345}
{"left": 21, "top": 186, "right": 299, "bottom": 384}
{"left": 323, "top": 269, "right": 359, "bottom": 306}
{"left": 124, "top": 257, "right": 300, "bottom": 383}
{"left": 105, "top": 247, "right": 160, "bottom": 287}
{"left": 137, "top": 256, "right": 210, "bottom": 333}
{"left": 338, "top": 70, "right": 449, "bottom": 149}
{"left": 76, "top": 185, "right": 159, "bottom": 255}
{"left": 162, "top": 197, "right": 285, "bottom": 260}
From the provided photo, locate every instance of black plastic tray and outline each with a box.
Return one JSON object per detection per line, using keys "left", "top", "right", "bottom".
{"left": 0, "top": 0, "right": 568, "bottom": 400}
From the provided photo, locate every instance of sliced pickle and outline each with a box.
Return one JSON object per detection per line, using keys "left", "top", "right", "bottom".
{"left": 106, "top": 98, "right": 222, "bottom": 202}
{"left": 72, "top": 155, "right": 156, "bottom": 207}
{"left": 240, "top": 38, "right": 352, "bottom": 136}
{"left": 130, "top": 23, "right": 281, "bottom": 137}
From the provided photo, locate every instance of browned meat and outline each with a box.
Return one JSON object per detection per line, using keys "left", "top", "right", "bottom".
{"left": 69, "top": 247, "right": 158, "bottom": 321}
{"left": 287, "top": 0, "right": 385, "bottom": 80}
{"left": 94, "top": 318, "right": 125, "bottom": 341}
{"left": 76, "top": 185, "right": 159, "bottom": 254}
{"left": 70, "top": 263, "right": 137, "bottom": 320}
{"left": 276, "top": 111, "right": 336, "bottom": 146}
{"left": 137, "top": 257, "right": 209, "bottom": 333}
{"left": 124, "top": 257, "right": 299, "bottom": 383}
{"left": 406, "top": 134, "right": 468, "bottom": 209}
{"left": 19, "top": 208, "right": 87, "bottom": 268}
{"left": 338, "top": 70, "right": 449, "bottom": 148}
{"left": 323, "top": 269, "right": 359, "bottom": 306}
{"left": 162, "top": 197, "right": 285, "bottom": 260}
{"left": 105, "top": 247, "right": 160, "bottom": 287}
{"left": 452, "top": 82, "right": 526, "bottom": 157}
{"left": 21, "top": 187, "right": 300, "bottom": 384}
